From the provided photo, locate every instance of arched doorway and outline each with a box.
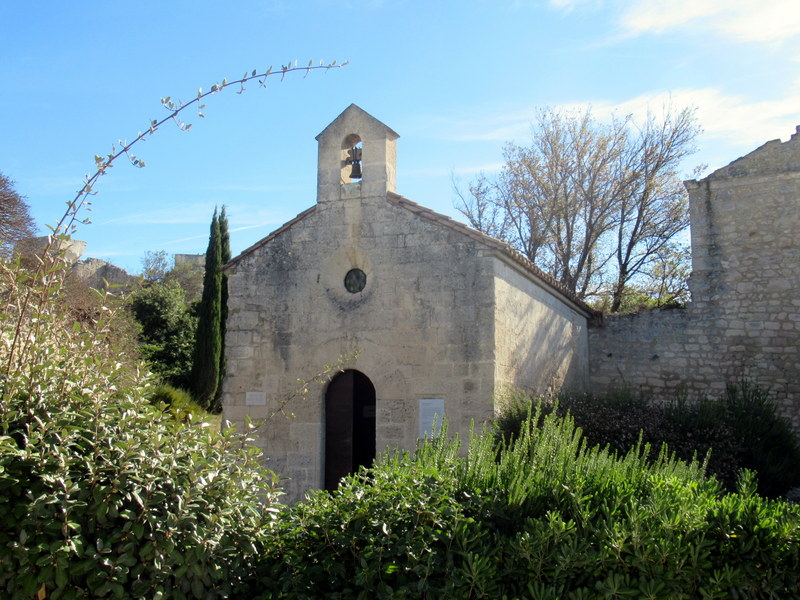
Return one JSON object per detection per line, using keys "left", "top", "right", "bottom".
{"left": 324, "top": 370, "right": 376, "bottom": 490}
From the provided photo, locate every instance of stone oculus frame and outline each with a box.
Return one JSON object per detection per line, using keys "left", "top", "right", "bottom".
{"left": 221, "top": 104, "right": 594, "bottom": 501}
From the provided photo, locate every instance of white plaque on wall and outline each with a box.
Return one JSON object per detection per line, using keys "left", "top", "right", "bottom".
{"left": 418, "top": 398, "right": 445, "bottom": 438}
{"left": 245, "top": 391, "right": 267, "bottom": 406}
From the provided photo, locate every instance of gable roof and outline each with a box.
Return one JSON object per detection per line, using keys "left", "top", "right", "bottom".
{"left": 224, "top": 205, "right": 317, "bottom": 271}
{"left": 315, "top": 103, "right": 399, "bottom": 142}
{"left": 386, "top": 193, "right": 596, "bottom": 317}
{"left": 225, "top": 194, "right": 596, "bottom": 317}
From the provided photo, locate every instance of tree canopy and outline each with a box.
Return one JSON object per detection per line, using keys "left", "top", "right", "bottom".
{"left": 0, "top": 171, "right": 36, "bottom": 260}
{"left": 456, "top": 106, "right": 699, "bottom": 311}
{"left": 190, "top": 209, "right": 223, "bottom": 410}
{"left": 128, "top": 280, "right": 197, "bottom": 390}
{"left": 214, "top": 207, "right": 231, "bottom": 411}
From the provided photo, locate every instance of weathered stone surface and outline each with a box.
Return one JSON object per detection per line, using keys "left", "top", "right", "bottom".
{"left": 14, "top": 236, "right": 87, "bottom": 265}
{"left": 71, "top": 257, "right": 137, "bottom": 291}
{"left": 222, "top": 105, "right": 591, "bottom": 501}
{"left": 589, "top": 126, "right": 800, "bottom": 428}
{"left": 14, "top": 236, "right": 136, "bottom": 292}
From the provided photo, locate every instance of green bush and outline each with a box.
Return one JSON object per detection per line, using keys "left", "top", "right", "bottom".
{"left": 127, "top": 280, "right": 197, "bottom": 390}
{"left": 255, "top": 411, "right": 800, "bottom": 599}
{"left": 495, "top": 384, "right": 800, "bottom": 497}
{"left": 147, "top": 383, "right": 206, "bottom": 423}
{"left": 0, "top": 257, "right": 279, "bottom": 599}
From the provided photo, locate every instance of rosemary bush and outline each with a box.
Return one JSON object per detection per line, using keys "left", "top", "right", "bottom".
{"left": 495, "top": 385, "right": 800, "bottom": 497}
{"left": 255, "top": 408, "right": 800, "bottom": 599}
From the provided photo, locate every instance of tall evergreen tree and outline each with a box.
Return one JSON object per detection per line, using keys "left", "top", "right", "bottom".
{"left": 190, "top": 209, "right": 222, "bottom": 410}
{"left": 211, "top": 206, "right": 231, "bottom": 412}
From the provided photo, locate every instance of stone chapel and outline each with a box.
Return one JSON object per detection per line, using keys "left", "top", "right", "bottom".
{"left": 221, "top": 105, "right": 594, "bottom": 501}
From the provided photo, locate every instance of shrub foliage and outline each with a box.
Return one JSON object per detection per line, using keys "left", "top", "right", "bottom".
{"left": 494, "top": 385, "right": 800, "bottom": 497}
{"left": 127, "top": 280, "right": 197, "bottom": 390}
{"left": 0, "top": 252, "right": 278, "bottom": 599}
{"left": 255, "top": 409, "right": 800, "bottom": 599}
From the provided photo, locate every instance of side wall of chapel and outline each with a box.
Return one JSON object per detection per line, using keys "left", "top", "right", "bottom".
{"left": 493, "top": 256, "right": 589, "bottom": 399}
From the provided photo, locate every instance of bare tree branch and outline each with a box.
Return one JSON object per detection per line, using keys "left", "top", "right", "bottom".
{"left": 0, "top": 172, "right": 36, "bottom": 259}
{"left": 454, "top": 105, "right": 699, "bottom": 310}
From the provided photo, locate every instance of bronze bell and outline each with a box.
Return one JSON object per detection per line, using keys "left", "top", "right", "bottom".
{"left": 346, "top": 145, "right": 362, "bottom": 180}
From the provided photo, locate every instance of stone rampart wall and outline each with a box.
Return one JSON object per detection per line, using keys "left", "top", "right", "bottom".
{"left": 590, "top": 127, "right": 800, "bottom": 427}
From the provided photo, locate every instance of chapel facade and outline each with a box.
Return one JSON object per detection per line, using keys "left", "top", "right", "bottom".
{"left": 221, "top": 105, "right": 593, "bottom": 501}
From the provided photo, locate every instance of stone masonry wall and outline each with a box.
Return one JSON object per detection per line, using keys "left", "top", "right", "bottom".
{"left": 223, "top": 191, "right": 499, "bottom": 501}
{"left": 494, "top": 256, "right": 589, "bottom": 398}
{"left": 590, "top": 127, "right": 800, "bottom": 427}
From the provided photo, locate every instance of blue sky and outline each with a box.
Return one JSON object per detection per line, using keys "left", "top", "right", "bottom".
{"left": 2, "top": 0, "right": 798, "bottom": 273}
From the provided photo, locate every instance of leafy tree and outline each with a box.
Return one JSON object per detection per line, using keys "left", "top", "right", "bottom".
{"left": 141, "top": 250, "right": 204, "bottom": 300}
{"left": 608, "top": 108, "right": 697, "bottom": 311}
{"left": 0, "top": 259, "right": 277, "bottom": 599}
{"left": 638, "top": 242, "right": 691, "bottom": 306}
{"left": 141, "top": 249, "right": 171, "bottom": 283}
{"left": 128, "top": 280, "right": 197, "bottom": 389}
{"left": 0, "top": 171, "right": 36, "bottom": 260}
{"left": 190, "top": 209, "right": 223, "bottom": 410}
{"left": 456, "top": 106, "right": 699, "bottom": 310}
{"left": 167, "top": 257, "right": 204, "bottom": 303}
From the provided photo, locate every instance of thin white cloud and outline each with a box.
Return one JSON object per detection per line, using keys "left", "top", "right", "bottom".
{"left": 22, "top": 176, "right": 86, "bottom": 196}
{"left": 433, "top": 86, "right": 800, "bottom": 174}
{"left": 229, "top": 221, "right": 285, "bottom": 234}
{"left": 206, "top": 182, "right": 307, "bottom": 193}
{"left": 548, "top": 0, "right": 800, "bottom": 44}
{"left": 431, "top": 85, "right": 797, "bottom": 147}
{"left": 619, "top": 0, "right": 726, "bottom": 35}
{"left": 427, "top": 108, "right": 539, "bottom": 143}
{"left": 98, "top": 205, "right": 215, "bottom": 226}
{"left": 159, "top": 234, "right": 209, "bottom": 247}
{"left": 406, "top": 163, "right": 506, "bottom": 177}
{"left": 622, "top": 0, "right": 800, "bottom": 43}
{"left": 546, "top": 0, "right": 598, "bottom": 12}
{"left": 720, "top": 1, "right": 800, "bottom": 43}
{"left": 580, "top": 88, "right": 800, "bottom": 148}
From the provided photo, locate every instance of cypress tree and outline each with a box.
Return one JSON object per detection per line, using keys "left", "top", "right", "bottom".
{"left": 190, "top": 208, "right": 222, "bottom": 410}
{"left": 211, "top": 206, "right": 231, "bottom": 412}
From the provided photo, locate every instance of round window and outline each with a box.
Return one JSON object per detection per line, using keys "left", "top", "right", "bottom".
{"left": 344, "top": 268, "right": 367, "bottom": 293}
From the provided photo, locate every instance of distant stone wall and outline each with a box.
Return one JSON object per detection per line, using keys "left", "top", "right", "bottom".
{"left": 13, "top": 236, "right": 136, "bottom": 292}
{"left": 174, "top": 253, "right": 205, "bottom": 269}
{"left": 71, "top": 258, "right": 137, "bottom": 291}
{"left": 590, "top": 127, "right": 800, "bottom": 427}
{"left": 14, "top": 236, "right": 87, "bottom": 265}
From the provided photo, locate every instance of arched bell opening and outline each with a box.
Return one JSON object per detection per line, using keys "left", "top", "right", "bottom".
{"left": 324, "top": 369, "right": 376, "bottom": 490}
{"left": 340, "top": 133, "right": 363, "bottom": 183}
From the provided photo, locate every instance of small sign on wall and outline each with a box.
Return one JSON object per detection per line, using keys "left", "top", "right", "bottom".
{"left": 245, "top": 391, "right": 267, "bottom": 406}
{"left": 418, "top": 398, "right": 445, "bottom": 438}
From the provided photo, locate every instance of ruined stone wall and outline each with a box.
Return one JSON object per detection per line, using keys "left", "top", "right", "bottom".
{"left": 590, "top": 127, "right": 800, "bottom": 426}
{"left": 71, "top": 257, "right": 137, "bottom": 291}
